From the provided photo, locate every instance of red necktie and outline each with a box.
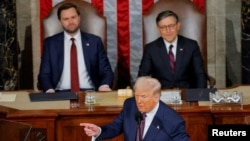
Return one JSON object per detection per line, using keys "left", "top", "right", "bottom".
{"left": 70, "top": 38, "right": 80, "bottom": 92}
{"left": 169, "top": 44, "right": 175, "bottom": 74}
{"left": 136, "top": 113, "right": 146, "bottom": 141}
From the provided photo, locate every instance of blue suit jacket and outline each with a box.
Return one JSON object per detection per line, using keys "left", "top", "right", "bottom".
{"left": 138, "top": 35, "right": 207, "bottom": 89}
{"left": 38, "top": 31, "right": 114, "bottom": 92}
{"left": 97, "top": 98, "right": 190, "bottom": 141}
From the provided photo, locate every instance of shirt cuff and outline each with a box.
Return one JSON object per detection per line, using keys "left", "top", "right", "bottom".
{"left": 91, "top": 127, "right": 102, "bottom": 141}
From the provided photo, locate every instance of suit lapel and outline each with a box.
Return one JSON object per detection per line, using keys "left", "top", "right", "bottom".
{"left": 174, "top": 36, "right": 185, "bottom": 76}
{"left": 80, "top": 32, "right": 91, "bottom": 73}
{"left": 125, "top": 102, "right": 140, "bottom": 141}
{"left": 129, "top": 121, "right": 138, "bottom": 141}
{"left": 143, "top": 121, "right": 161, "bottom": 141}
{"left": 143, "top": 106, "right": 164, "bottom": 141}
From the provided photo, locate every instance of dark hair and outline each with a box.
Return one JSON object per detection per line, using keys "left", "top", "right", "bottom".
{"left": 156, "top": 10, "right": 179, "bottom": 25}
{"left": 57, "top": 3, "right": 80, "bottom": 20}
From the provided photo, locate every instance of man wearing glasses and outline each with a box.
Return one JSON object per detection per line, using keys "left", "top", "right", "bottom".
{"left": 138, "top": 10, "right": 207, "bottom": 89}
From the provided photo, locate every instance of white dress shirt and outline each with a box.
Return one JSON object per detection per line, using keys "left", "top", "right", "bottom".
{"left": 163, "top": 37, "right": 178, "bottom": 60}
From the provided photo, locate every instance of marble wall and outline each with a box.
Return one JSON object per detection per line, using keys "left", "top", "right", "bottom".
{"left": 0, "top": 0, "right": 19, "bottom": 90}
{"left": 242, "top": 0, "right": 250, "bottom": 83}
{"left": 206, "top": 0, "right": 241, "bottom": 88}
{"left": 226, "top": 0, "right": 242, "bottom": 85}
{"left": 15, "top": 0, "right": 243, "bottom": 90}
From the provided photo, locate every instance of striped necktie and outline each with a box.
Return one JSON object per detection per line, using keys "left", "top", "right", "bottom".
{"left": 169, "top": 44, "right": 175, "bottom": 74}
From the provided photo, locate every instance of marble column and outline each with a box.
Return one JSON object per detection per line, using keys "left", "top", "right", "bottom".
{"left": 0, "top": 0, "right": 19, "bottom": 90}
{"left": 242, "top": 0, "right": 250, "bottom": 83}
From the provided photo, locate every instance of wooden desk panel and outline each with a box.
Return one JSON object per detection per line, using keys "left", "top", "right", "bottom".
{"left": 56, "top": 114, "right": 123, "bottom": 141}
{"left": 211, "top": 105, "right": 250, "bottom": 124}
{"left": 6, "top": 110, "right": 58, "bottom": 141}
{"left": 175, "top": 106, "right": 212, "bottom": 141}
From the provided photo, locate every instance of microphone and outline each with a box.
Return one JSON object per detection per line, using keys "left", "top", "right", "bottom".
{"left": 135, "top": 111, "right": 143, "bottom": 125}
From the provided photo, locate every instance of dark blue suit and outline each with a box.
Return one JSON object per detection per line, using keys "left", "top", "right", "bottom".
{"left": 138, "top": 35, "right": 207, "bottom": 89}
{"left": 38, "top": 32, "right": 114, "bottom": 92}
{"left": 97, "top": 98, "right": 190, "bottom": 141}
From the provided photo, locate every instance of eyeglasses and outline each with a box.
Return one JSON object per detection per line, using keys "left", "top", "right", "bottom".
{"left": 158, "top": 23, "right": 177, "bottom": 31}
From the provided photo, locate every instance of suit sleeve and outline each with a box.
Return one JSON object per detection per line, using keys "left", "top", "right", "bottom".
{"left": 191, "top": 42, "right": 207, "bottom": 88}
{"left": 38, "top": 38, "right": 54, "bottom": 92}
{"left": 95, "top": 37, "right": 114, "bottom": 87}
{"left": 138, "top": 44, "right": 152, "bottom": 77}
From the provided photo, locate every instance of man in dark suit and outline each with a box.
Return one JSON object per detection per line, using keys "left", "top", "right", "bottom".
{"left": 80, "top": 76, "right": 190, "bottom": 141}
{"left": 38, "top": 3, "right": 113, "bottom": 93}
{"left": 138, "top": 10, "right": 207, "bottom": 89}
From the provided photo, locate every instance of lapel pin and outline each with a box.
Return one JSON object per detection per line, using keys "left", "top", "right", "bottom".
{"left": 86, "top": 43, "right": 90, "bottom": 46}
{"left": 157, "top": 125, "right": 160, "bottom": 129}
{"left": 180, "top": 48, "right": 183, "bottom": 51}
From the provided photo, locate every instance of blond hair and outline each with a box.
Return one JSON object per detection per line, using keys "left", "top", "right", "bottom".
{"left": 133, "top": 76, "right": 161, "bottom": 96}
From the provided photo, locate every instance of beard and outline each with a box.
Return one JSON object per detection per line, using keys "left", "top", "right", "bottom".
{"left": 63, "top": 26, "right": 79, "bottom": 34}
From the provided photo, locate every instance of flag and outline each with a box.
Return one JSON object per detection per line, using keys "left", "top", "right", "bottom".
{"left": 40, "top": 0, "right": 205, "bottom": 89}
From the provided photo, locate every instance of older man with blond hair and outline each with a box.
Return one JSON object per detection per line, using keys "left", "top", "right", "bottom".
{"left": 81, "top": 76, "right": 189, "bottom": 141}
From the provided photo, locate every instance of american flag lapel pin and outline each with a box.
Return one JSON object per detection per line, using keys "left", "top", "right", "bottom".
{"left": 86, "top": 43, "right": 90, "bottom": 46}
{"left": 157, "top": 125, "right": 160, "bottom": 129}
{"left": 180, "top": 48, "right": 183, "bottom": 51}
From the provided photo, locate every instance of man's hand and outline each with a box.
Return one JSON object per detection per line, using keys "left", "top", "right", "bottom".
{"left": 98, "top": 85, "right": 112, "bottom": 91}
{"left": 80, "top": 123, "right": 101, "bottom": 137}
{"left": 46, "top": 89, "right": 55, "bottom": 93}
